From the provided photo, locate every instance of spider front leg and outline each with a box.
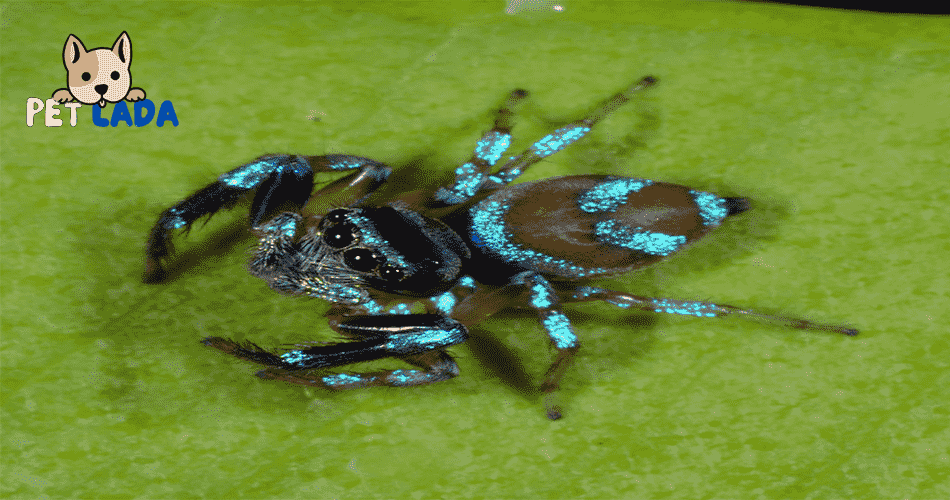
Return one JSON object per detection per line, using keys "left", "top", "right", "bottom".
{"left": 564, "top": 286, "right": 859, "bottom": 335}
{"left": 203, "top": 314, "right": 467, "bottom": 389}
{"left": 143, "top": 153, "right": 390, "bottom": 282}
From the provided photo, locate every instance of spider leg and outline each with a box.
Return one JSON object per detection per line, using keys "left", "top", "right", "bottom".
{"left": 449, "top": 271, "right": 579, "bottom": 420}
{"left": 144, "top": 154, "right": 390, "bottom": 282}
{"left": 202, "top": 314, "right": 466, "bottom": 389}
{"left": 483, "top": 75, "right": 657, "bottom": 189}
{"left": 563, "top": 286, "right": 859, "bottom": 336}
{"left": 435, "top": 88, "right": 528, "bottom": 205}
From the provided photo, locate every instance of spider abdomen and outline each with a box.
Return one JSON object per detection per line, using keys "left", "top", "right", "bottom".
{"left": 466, "top": 175, "right": 744, "bottom": 281}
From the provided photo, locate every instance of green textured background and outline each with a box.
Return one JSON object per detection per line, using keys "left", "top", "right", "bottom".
{"left": 2, "top": 2, "right": 948, "bottom": 498}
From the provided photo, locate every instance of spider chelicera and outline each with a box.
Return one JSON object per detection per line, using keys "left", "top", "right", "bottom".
{"left": 144, "top": 76, "right": 857, "bottom": 419}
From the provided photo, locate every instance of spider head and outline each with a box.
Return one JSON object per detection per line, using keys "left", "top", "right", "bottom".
{"left": 306, "top": 205, "right": 470, "bottom": 299}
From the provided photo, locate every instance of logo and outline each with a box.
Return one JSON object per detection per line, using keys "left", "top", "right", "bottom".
{"left": 27, "top": 31, "right": 178, "bottom": 128}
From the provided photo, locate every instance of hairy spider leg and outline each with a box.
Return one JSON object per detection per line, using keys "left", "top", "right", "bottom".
{"left": 203, "top": 314, "right": 466, "bottom": 389}
{"left": 143, "top": 154, "right": 390, "bottom": 282}
{"left": 435, "top": 88, "right": 529, "bottom": 205}
{"left": 484, "top": 75, "right": 658, "bottom": 189}
{"left": 563, "top": 286, "right": 859, "bottom": 336}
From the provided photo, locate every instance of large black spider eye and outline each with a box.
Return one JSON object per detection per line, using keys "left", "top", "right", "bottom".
{"left": 379, "top": 265, "right": 405, "bottom": 281}
{"left": 81, "top": 72, "right": 91, "bottom": 81}
{"left": 323, "top": 223, "right": 357, "bottom": 248}
{"left": 110, "top": 71, "right": 120, "bottom": 80}
{"left": 343, "top": 248, "right": 380, "bottom": 272}
{"left": 324, "top": 209, "right": 349, "bottom": 225}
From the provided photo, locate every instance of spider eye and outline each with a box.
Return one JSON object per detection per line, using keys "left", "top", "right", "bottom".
{"left": 379, "top": 265, "right": 405, "bottom": 281}
{"left": 323, "top": 209, "right": 350, "bottom": 225}
{"left": 343, "top": 248, "right": 380, "bottom": 272}
{"left": 323, "top": 223, "right": 357, "bottom": 248}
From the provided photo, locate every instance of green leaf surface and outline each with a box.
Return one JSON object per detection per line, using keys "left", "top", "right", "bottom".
{"left": 2, "top": 2, "right": 948, "bottom": 498}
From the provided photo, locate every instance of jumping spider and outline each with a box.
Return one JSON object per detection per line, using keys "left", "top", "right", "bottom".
{"left": 144, "top": 76, "right": 857, "bottom": 419}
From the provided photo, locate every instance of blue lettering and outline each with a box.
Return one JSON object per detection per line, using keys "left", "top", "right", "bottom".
{"left": 110, "top": 101, "right": 133, "bottom": 127}
{"left": 92, "top": 105, "right": 109, "bottom": 127}
{"left": 156, "top": 100, "right": 179, "bottom": 127}
{"left": 134, "top": 100, "right": 156, "bottom": 127}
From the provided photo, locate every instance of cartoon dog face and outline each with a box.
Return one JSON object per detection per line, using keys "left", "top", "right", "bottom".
{"left": 59, "top": 32, "right": 136, "bottom": 107}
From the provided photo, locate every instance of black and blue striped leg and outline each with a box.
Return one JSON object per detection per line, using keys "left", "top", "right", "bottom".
{"left": 202, "top": 314, "right": 467, "bottom": 389}
{"left": 434, "top": 89, "right": 528, "bottom": 205}
{"left": 484, "top": 75, "right": 657, "bottom": 189}
{"left": 144, "top": 154, "right": 390, "bottom": 282}
{"left": 564, "top": 286, "right": 858, "bottom": 335}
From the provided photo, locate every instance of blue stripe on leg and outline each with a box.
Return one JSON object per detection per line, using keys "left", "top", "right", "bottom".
{"left": 436, "top": 130, "right": 513, "bottom": 205}
{"left": 219, "top": 154, "right": 312, "bottom": 189}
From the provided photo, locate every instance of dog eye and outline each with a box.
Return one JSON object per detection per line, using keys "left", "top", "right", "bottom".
{"left": 81, "top": 72, "right": 91, "bottom": 82}
{"left": 111, "top": 71, "right": 120, "bottom": 80}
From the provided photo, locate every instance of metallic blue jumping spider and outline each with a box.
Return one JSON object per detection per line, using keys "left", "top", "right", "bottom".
{"left": 144, "top": 76, "right": 857, "bottom": 420}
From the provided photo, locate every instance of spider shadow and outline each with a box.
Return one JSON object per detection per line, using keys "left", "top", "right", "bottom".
{"left": 464, "top": 306, "right": 659, "bottom": 404}
{"left": 153, "top": 218, "right": 257, "bottom": 283}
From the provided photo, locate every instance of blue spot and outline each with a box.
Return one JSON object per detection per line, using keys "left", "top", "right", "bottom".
{"left": 165, "top": 216, "right": 186, "bottom": 230}
{"left": 470, "top": 198, "right": 609, "bottom": 278}
{"left": 387, "top": 369, "right": 417, "bottom": 387}
{"left": 595, "top": 220, "right": 686, "bottom": 256}
{"left": 260, "top": 214, "right": 298, "bottom": 239}
{"left": 531, "top": 124, "right": 592, "bottom": 158}
{"left": 387, "top": 303, "right": 414, "bottom": 315}
{"left": 690, "top": 190, "right": 729, "bottom": 227}
{"left": 219, "top": 155, "right": 310, "bottom": 189}
{"left": 280, "top": 350, "right": 308, "bottom": 366}
{"left": 430, "top": 291, "right": 457, "bottom": 316}
{"left": 652, "top": 299, "right": 720, "bottom": 317}
{"left": 529, "top": 282, "right": 553, "bottom": 309}
{"left": 436, "top": 163, "right": 485, "bottom": 204}
{"left": 360, "top": 299, "right": 385, "bottom": 315}
{"left": 457, "top": 276, "right": 476, "bottom": 289}
{"left": 328, "top": 159, "right": 362, "bottom": 170}
{"left": 577, "top": 178, "right": 653, "bottom": 213}
{"left": 383, "top": 327, "right": 464, "bottom": 354}
{"left": 474, "top": 131, "right": 512, "bottom": 165}
{"left": 572, "top": 286, "right": 600, "bottom": 300}
{"left": 322, "top": 373, "right": 372, "bottom": 387}
{"left": 542, "top": 311, "right": 577, "bottom": 349}
{"left": 486, "top": 168, "right": 522, "bottom": 187}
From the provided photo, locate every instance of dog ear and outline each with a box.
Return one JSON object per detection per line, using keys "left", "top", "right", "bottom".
{"left": 63, "top": 34, "right": 87, "bottom": 68}
{"left": 112, "top": 31, "right": 132, "bottom": 66}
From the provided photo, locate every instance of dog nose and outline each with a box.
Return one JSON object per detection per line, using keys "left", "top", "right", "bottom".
{"left": 95, "top": 84, "right": 108, "bottom": 95}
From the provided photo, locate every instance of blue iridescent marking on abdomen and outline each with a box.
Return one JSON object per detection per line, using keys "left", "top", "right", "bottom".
{"left": 577, "top": 177, "right": 653, "bottom": 213}
{"left": 470, "top": 198, "right": 609, "bottom": 278}
{"left": 690, "top": 190, "right": 729, "bottom": 227}
{"left": 595, "top": 219, "right": 686, "bottom": 256}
